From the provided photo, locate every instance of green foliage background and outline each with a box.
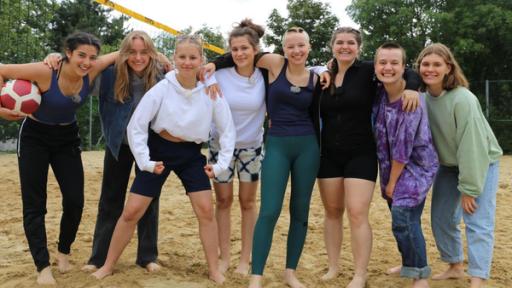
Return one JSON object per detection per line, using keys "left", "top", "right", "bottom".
{"left": 0, "top": 0, "right": 511, "bottom": 152}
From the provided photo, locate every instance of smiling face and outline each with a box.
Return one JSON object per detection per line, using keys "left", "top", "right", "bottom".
{"left": 332, "top": 32, "right": 359, "bottom": 64}
{"left": 173, "top": 41, "right": 203, "bottom": 78}
{"left": 374, "top": 48, "right": 405, "bottom": 84}
{"left": 127, "top": 38, "right": 150, "bottom": 76}
{"left": 282, "top": 32, "right": 310, "bottom": 65}
{"left": 65, "top": 44, "right": 98, "bottom": 77}
{"left": 419, "top": 53, "right": 452, "bottom": 91}
{"left": 230, "top": 35, "right": 257, "bottom": 70}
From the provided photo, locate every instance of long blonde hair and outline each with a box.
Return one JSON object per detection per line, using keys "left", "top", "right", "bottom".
{"left": 114, "top": 31, "right": 160, "bottom": 103}
{"left": 415, "top": 43, "right": 469, "bottom": 91}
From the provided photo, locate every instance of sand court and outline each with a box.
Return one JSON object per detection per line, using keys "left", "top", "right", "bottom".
{"left": 0, "top": 151, "right": 510, "bottom": 287}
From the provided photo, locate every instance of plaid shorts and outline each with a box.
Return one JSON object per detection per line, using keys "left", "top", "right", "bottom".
{"left": 208, "top": 140, "right": 263, "bottom": 183}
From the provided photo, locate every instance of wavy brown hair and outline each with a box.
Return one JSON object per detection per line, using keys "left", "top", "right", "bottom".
{"left": 114, "top": 31, "right": 159, "bottom": 103}
{"left": 229, "top": 18, "right": 264, "bottom": 50}
{"left": 415, "top": 43, "right": 469, "bottom": 91}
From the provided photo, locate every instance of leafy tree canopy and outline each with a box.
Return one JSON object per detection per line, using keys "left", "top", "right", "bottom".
{"left": 347, "top": 0, "right": 512, "bottom": 82}
{"left": 265, "top": 0, "right": 339, "bottom": 65}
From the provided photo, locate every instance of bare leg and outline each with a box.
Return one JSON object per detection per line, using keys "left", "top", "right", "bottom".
{"left": 81, "top": 264, "right": 97, "bottom": 272}
{"left": 412, "top": 279, "right": 429, "bottom": 288}
{"left": 92, "top": 193, "right": 153, "bottom": 279}
{"left": 145, "top": 262, "right": 161, "bottom": 272}
{"left": 284, "top": 268, "right": 306, "bottom": 288}
{"left": 432, "top": 262, "right": 465, "bottom": 280}
{"left": 469, "top": 277, "right": 485, "bottom": 288}
{"left": 56, "top": 252, "right": 73, "bottom": 273}
{"left": 214, "top": 182, "right": 234, "bottom": 274}
{"left": 344, "top": 178, "right": 375, "bottom": 288}
{"left": 248, "top": 275, "right": 263, "bottom": 288}
{"left": 318, "top": 177, "right": 344, "bottom": 280}
{"left": 189, "top": 190, "right": 225, "bottom": 284}
{"left": 236, "top": 181, "right": 258, "bottom": 276}
{"left": 386, "top": 265, "right": 402, "bottom": 275}
{"left": 37, "top": 266, "right": 56, "bottom": 285}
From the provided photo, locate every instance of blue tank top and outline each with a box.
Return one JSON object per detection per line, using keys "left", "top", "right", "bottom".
{"left": 33, "top": 70, "right": 90, "bottom": 124}
{"left": 267, "top": 59, "right": 315, "bottom": 136}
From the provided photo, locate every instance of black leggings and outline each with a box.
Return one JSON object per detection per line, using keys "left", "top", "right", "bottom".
{"left": 87, "top": 144, "right": 159, "bottom": 268}
{"left": 17, "top": 117, "right": 84, "bottom": 272}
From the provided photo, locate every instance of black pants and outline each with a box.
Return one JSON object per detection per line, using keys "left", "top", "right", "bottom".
{"left": 18, "top": 117, "right": 84, "bottom": 272}
{"left": 87, "top": 144, "right": 159, "bottom": 267}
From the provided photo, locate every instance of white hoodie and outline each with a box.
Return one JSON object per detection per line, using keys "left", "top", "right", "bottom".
{"left": 127, "top": 70, "right": 235, "bottom": 176}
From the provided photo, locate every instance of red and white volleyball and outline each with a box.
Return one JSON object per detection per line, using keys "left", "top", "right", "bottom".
{"left": 1, "top": 79, "right": 41, "bottom": 114}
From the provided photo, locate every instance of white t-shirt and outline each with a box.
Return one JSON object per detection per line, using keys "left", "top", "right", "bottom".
{"left": 211, "top": 67, "right": 266, "bottom": 149}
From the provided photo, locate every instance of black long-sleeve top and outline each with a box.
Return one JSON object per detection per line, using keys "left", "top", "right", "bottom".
{"left": 317, "top": 59, "right": 420, "bottom": 154}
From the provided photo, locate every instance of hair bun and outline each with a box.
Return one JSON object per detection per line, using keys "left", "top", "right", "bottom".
{"left": 239, "top": 18, "right": 264, "bottom": 38}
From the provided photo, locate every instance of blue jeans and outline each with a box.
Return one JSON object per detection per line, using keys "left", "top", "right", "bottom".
{"left": 390, "top": 200, "right": 431, "bottom": 279}
{"left": 431, "top": 162, "right": 499, "bottom": 279}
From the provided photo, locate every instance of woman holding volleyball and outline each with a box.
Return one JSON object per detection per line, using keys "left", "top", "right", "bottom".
{"left": 0, "top": 31, "right": 116, "bottom": 285}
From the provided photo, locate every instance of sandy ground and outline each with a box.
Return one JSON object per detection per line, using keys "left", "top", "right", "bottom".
{"left": 0, "top": 151, "right": 510, "bottom": 288}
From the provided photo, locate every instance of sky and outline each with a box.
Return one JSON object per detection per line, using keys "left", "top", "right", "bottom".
{"left": 111, "top": 0, "right": 357, "bottom": 38}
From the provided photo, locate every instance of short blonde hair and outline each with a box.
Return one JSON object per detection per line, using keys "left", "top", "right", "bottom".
{"left": 281, "top": 26, "right": 310, "bottom": 47}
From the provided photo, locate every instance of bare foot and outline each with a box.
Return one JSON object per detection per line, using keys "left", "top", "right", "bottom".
{"left": 386, "top": 265, "right": 402, "bottom": 275}
{"left": 321, "top": 267, "right": 338, "bottom": 281}
{"left": 37, "top": 266, "right": 56, "bottom": 285}
{"left": 218, "top": 258, "right": 230, "bottom": 274}
{"left": 470, "top": 277, "right": 485, "bottom": 288}
{"left": 56, "top": 252, "right": 73, "bottom": 273}
{"left": 81, "top": 264, "right": 97, "bottom": 272}
{"left": 412, "top": 279, "right": 429, "bottom": 288}
{"left": 145, "top": 262, "right": 161, "bottom": 272}
{"left": 209, "top": 271, "right": 225, "bottom": 284}
{"left": 432, "top": 264, "right": 464, "bottom": 280}
{"left": 92, "top": 267, "right": 113, "bottom": 280}
{"left": 234, "top": 261, "right": 250, "bottom": 276}
{"left": 248, "top": 275, "right": 263, "bottom": 288}
{"left": 284, "top": 269, "right": 306, "bottom": 288}
{"left": 346, "top": 274, "right": 367, "bottom": 288}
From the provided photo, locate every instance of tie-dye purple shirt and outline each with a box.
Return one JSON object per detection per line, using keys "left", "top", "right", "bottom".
{"left": 373, "top": 88, "right": 439, "bottom": 207}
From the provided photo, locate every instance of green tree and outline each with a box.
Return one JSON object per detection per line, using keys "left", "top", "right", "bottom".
{"left": 153, "top": 25, "right": 225, "bottom": 62}
{"left": 0, "top": 0, "right": 57, "bottom": 144}
{"left": 195, "top": 24, "right": 226, "bottom": 62}
{"left": 0, "top": 0, "right": 56, "bottom": 63}
{"left": 265, "top": 0, "right": 339, "bottom": 65}
{"left": 347, "top": 0, "right": 512, "bottom": 81}
{"left": 347, "top": 0, "right": 440, "bottom": 64}
{"left": 49, "top": 0, "right": 128, "bottom": 54}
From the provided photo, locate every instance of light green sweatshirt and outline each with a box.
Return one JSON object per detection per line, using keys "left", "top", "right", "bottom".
{"left": 424, "top": 87, "right": 502, "bottom": 197}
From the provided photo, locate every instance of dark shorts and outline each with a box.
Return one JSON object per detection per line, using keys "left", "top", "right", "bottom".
{"left": 317, "top": 148, "right": 377, "bottom": 181}
{"left": 130, "top": 131, "right": 211, "bottom": 198}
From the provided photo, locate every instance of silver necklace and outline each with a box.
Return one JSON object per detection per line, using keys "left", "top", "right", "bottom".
{"left": 290, "top": 86, "right": 301, "bottom": 93}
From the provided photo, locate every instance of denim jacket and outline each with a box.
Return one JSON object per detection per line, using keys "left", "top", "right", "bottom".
{"left": 98, "top": 65, "right": 163, "bottom": 159}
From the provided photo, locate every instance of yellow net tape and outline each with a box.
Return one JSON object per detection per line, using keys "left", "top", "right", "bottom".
{"left": 94, "top": 0, "right": 225, "bottom": 54}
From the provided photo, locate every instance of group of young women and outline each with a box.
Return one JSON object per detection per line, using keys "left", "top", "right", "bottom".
{"left": 0, "top": 16, "right": 501, "bottom": 288}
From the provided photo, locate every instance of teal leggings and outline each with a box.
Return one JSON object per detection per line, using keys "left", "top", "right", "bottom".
{"left": 251, "top": 135, "right": 320, "bottom": 275}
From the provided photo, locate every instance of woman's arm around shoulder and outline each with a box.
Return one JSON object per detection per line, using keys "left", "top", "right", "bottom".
{"left": 88, "top": 51, "right": 119, "bottom": 82}
{"left": 255, "top": 53, "right": 285, "bottom": 80}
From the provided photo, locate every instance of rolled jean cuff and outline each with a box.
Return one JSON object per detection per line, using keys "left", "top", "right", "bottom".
{"left": 401, "top": 265, "right": 431, "bottom": 279}
{"left": 441, "top": 255, "right": 464, "bottom": 264}
{"left": 467, "top": 269, "right": 490, "bottom": 280}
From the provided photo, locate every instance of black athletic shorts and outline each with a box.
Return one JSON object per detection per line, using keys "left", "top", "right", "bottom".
{"left": 317, "top": 148, "right": 377, "bottom": 181}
